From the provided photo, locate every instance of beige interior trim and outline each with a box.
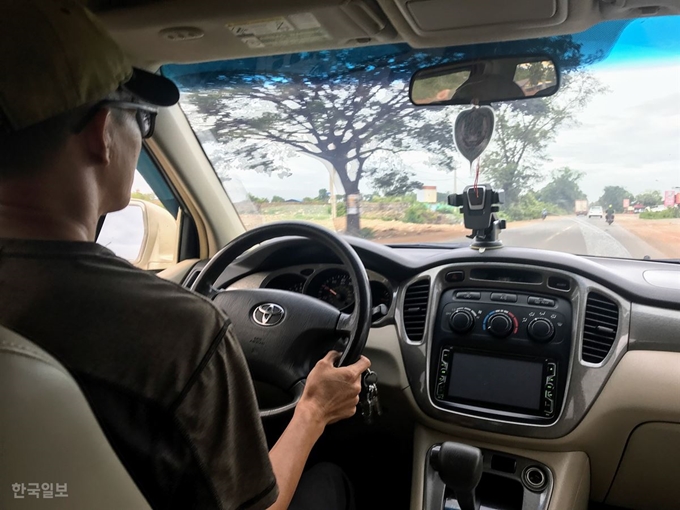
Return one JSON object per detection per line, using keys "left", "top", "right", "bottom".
{"left": 364, "top": 325, "right": 410, "bottom": 390}
{"left": 399, "top": 350, "right": 680, "bottom": 501}
{"left": 606, "top": 422, "right": 680, "bottom": 510}
{"left": 0, "top": 327, "right": 151, "bottom": 510}
{"left": 95, "top": 0, "right": 680, "bottom": 65}
{"left": 157, "top": 258, "right": 200, "bottom": 284}
{"left": 411, "top": 424, "right": 590, "bottom": 510}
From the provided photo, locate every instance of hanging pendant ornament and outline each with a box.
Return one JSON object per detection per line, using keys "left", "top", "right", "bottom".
{"left": 448, "top": 105, "right": 506, "bottom": 252}
{"left": 454, "top": 105, "right": 495, "bottom": 164}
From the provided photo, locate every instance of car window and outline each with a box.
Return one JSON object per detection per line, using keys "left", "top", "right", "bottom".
{"left": 97, "top": 155, "right": 179, "bottom": 270}
{"left": 164, "top": 15, "right": 680, "bottom": 261}
{"left": 97, "top": 199, "right": 146, "bottom": 260}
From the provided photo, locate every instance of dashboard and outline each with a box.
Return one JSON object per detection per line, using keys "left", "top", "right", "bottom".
{"left": 176, "top": 236, "right": 680, "bottom": 507}
{"left": 182, "top": 235, "right": 680, "bottom": 434}
{"left": 262, "top": 265, "right": 394, "bottom": 313}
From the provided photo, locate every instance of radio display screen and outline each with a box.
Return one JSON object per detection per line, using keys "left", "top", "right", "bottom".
{"left": 447, "top": 353, "right": 544, "bottom": 411}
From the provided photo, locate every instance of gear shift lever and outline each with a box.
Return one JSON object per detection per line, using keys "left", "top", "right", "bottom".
{"left": 430, "top": 442, "right": 483, "bottom": 510}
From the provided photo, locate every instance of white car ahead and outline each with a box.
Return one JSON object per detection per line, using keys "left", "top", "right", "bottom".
{"left": 588, "top": 206, "right": 604, "bottom": 218}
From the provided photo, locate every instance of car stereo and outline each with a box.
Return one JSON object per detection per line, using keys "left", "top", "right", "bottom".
{"left": 435, "top": 349, "right": 558, "bottom": 419}
{"left": 431, "top": 289, "right": 571, "bottom": 424}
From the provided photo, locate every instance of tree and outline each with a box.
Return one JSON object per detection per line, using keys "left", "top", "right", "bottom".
{"left": 367, "top": 152, "right": 423, "bottom": 197}
{"left": 537, "top": 167, "right": 587, "bottom": 212}
{"left": 317, "top": 188, "right": 330, "bottom": 201}
{"left": 180, "top": 51, "right": 461, "bottom": 234}
{"left": 599, "top": 186, "right": 633, "bottom": 213}
{"left": 171, "top": 31, "right": 614, "bottom": 232}
{"left": 271, "top": 195, "right": 285, "bottom": 203}
{"left": 635, "top": 190, "right": 663, "bottom": 207}
{"left": 247, "top": 193, "right": 268, "bottom": 204}
{"left": 482, "top": 72, "right": 607, "bottom": 205}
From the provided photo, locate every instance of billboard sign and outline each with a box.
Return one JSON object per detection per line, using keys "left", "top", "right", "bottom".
{"left": 664, "top": 190, "right": 675, "bottom": 207}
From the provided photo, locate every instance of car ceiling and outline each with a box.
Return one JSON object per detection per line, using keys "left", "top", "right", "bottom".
{"left": 86, "top": 0, "right": 680, "bottom": 68}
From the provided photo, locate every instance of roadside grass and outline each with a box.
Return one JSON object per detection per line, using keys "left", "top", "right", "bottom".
{"left": 639, "top": 208, "right": 680, "bottom": 219}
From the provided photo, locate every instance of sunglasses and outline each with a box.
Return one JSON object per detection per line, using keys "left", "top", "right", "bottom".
{"left": 74, "top": 100, "right": 158, "bottom": 139}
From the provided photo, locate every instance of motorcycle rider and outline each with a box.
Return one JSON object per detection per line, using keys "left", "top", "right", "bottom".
{"left": 606, "top": 204, "right": 615, "bottom": 223}
{"left": 541, "top": 208, "right": 548, "bottom": 220}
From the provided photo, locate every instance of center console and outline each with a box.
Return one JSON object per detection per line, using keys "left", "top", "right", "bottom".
{"left": 423, "top": 442, "right": 553, "bottom": 510}
{"left": 396, "top": 262, "right": 630, "bottom": 439}
{"left": 396, "top": 263, "right": 629, "bottom": 510}
{"left": 432, "top": 289, "right": 571, "bottom": 425}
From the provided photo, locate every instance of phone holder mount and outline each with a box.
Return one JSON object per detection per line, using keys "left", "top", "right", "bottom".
{"left": 448, "top": 185, "right": 506, "bottom": 250}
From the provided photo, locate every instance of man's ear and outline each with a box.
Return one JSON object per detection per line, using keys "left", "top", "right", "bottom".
{"left": 83, "top": 108, "right": 114, "bottom": 166}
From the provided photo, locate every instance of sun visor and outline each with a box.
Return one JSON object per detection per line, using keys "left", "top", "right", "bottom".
{"left": 97, "top": 0, "right": 398, "bottom": 64}
{"left": 405, "top": 0, "right": 560, "bottom": 32}
{"left": 381, "top": 0, "right": 582, "bottom": 48}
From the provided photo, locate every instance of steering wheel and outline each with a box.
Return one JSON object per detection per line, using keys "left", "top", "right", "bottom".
{"left": 190, "top": 221, "right": 372, "bottom": 417}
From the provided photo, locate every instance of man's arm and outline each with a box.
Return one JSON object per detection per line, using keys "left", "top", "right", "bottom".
{"left": 267, "top": 351, "right": 371, "bottom": 510}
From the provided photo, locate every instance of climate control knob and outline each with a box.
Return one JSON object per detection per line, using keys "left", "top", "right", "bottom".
{"left": 449, "top": 309, "right": 475, "bottom": 334}
{"left": 527, "top": 318, "right": 555, "bottom": 342}
{"left": 487, "top": 313, "right": 514, "bottom": 338}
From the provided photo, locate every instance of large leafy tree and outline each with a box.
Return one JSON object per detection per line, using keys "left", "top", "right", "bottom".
{"left": 635, "top": 190, "right": 663, "bottom": 207}
{"left": 368, "top": 152, "right": 423, "bottom": 197}
{"left": 178, "top": 49, "right": 457, "bottom": 233}
{"left": 168, "top": 29, "right": 618, "bottom": 232}
{"left": 599, "top": 186, "right": 633, "bottom": 213}
{"left": 538, "top": 167, "right": 587, "bottom": 211}
{"left": 482, "top": 72, "right": 607, "bottom": 204}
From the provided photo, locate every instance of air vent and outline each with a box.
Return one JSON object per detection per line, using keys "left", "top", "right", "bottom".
{"left": 403, "top": 279, "right": 430, "bottom": 341}
{"left": 582, "top": 293, "right": 619, "bottom": 364}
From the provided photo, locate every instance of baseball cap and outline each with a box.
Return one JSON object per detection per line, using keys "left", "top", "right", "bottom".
{"left": 0, "top": 0, "right": 179, "bottom": 134}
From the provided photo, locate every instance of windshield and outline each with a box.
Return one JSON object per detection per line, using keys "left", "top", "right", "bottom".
{"left": 164, "top": 16, "right": 680, "bottom": 260}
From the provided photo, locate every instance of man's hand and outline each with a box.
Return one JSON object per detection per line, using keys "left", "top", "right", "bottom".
{"left": 267, "top": 351, "right": 370, "bottom": 509}
{"left": 298, "top": 351, "right": 371, "bottom": 427}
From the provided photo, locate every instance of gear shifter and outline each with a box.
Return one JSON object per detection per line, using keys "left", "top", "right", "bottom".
{"left": 430, "top": 442, "right": 483, "bottom": 510}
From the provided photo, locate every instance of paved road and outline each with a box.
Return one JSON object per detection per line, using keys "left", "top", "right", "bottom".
{"left": 449, "top": 216, "right": 666, "bottom": 259}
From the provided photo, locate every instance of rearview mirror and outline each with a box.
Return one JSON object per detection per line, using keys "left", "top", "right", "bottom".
{"left": 410, "top": 56, "right": 559, "bottom": 106}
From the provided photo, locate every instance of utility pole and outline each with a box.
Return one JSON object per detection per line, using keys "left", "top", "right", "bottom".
{"left": 451, "top": 112, "right": 458, "bottom": 194}
{"left": 330, "top": 166, "right": 337, "bottom": 220}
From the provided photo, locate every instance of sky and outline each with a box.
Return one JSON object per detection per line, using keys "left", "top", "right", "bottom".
{"left": 138, "top": 16, "right": 680, "bottom": 204}
{"left": 197, "top": 55, "right": 680, "bottom": 204}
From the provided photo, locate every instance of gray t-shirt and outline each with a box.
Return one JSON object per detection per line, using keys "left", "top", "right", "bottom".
{"left": 0, "top": 239, "right": 278, "bottom": 510}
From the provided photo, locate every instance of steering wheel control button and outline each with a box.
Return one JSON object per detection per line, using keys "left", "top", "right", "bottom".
{"left": 490, "top": 292, "right": 517, "bottom": 303}
{"left": 445, "top": 271, "right": 465, "bottom": 283}
{"left": 449, "top": 309, "right": 475, "bottom": 334}
{"left": 528, "top": 296, "right": 556, "bottom": 307}
{"left": 527, "top": 318, "right": 555, "bottom": 342}
{"left": 251, "top": 303, "right": 285, "bottom": 326}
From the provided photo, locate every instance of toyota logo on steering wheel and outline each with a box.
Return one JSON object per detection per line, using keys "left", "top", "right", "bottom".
{"left": 252, "top": 303, "right": 285, "bottom": 327}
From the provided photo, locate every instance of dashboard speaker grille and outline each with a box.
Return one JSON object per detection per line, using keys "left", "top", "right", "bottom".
{"left": 403, "top": 279, "right": 430, "bottom": 341}
{"left": 582, "top": 292, "right": 619, "bottom": 364}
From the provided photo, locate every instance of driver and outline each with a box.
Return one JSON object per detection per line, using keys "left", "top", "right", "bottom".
{"left": 0, "top": 2, "right": 369, "bottom": 510}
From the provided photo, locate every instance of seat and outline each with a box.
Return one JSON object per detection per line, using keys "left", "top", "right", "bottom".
{"left": 0, "top": 324, "right": 151, "bottom": 509}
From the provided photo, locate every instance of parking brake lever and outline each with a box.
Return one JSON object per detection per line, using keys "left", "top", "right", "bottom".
{"left": 430, "top": 442, "right": 483, "bottom": 510}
